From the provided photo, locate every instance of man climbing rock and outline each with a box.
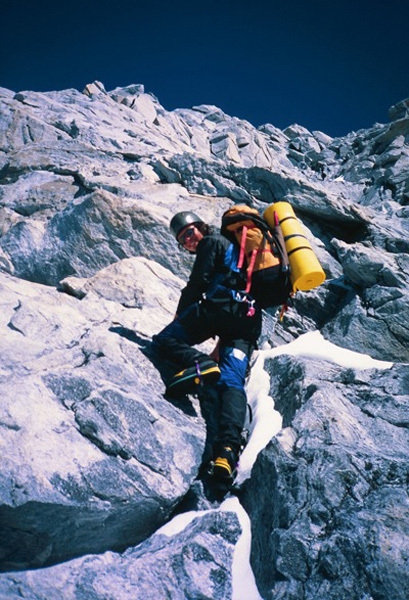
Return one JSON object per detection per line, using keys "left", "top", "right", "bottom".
{"left": 153, "top": 207, "right": 289, "bottom": 483}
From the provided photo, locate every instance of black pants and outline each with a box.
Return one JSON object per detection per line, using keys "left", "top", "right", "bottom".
{"left": 153, "top": 293, "right": 262, "bottom": 454}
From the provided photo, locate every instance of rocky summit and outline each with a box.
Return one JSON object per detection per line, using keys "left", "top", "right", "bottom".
{"left": 0, "top": 81, "right": 408, "bottom": 599}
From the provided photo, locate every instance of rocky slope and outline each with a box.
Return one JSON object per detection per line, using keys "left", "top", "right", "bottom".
{"left": 0, "top": 81, "right": 408, "bottom": 599}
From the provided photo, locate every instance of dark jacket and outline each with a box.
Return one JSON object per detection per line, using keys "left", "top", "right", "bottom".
{"left": 176, "top": 234, "right": 233, "bottom": 315}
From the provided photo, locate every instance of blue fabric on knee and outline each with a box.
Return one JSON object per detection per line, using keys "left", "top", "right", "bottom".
{"left": 217, "top": 346, "right": 248, "bottom": 390}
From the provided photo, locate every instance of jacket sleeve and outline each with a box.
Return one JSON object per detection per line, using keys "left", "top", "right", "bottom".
{"left": 176, "top": 235, "right": 228, "bottom": 315}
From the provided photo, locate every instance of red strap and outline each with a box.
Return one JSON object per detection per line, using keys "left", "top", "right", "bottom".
{"left": 279, "top": 303, "right": 288, "bottom": 321}
{"left": 245, "top": 249, "right": 258, "bottom": 293}
{"left": 279, "top": 292, "right": 294, "bottom": 321}
{"left": 237, "top": 225, "right": 247, "bottom": 269}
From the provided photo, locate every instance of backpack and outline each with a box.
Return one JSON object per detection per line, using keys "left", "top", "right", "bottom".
{"left": 220, "top": 205, "right": 292, "bottom": 309}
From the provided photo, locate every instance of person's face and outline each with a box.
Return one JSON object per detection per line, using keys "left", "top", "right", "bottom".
{"left": 177, "top": 224, "right": 204, "bottom": 252}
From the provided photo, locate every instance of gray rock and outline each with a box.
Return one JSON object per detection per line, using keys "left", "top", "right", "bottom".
{"left": 388, "top": 97, "right": 409, "bottom": 121}
{"left": 242, "top": 356, "right": 409, "bottom": 600}
{"left": 0, "top": 170, "right": 81, "bottom": 219}
{"left": 1, "top": 189, "right": 182, "bottom": 285}
{"left": 0, "top": 268, "right": 204, "bottom": 570}
{"left": 0, "top": 509, "right": 240, "bottom": 600}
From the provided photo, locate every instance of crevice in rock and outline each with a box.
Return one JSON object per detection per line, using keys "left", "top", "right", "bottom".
{"left": 0, "top": 165, "right": 20, "bottom": 185}
{"left": 303, "top": 213, "right": 370, "bottom": 245}
{"left": 76, "top": 347, "right": 105, "bottom": 368}
{"left": 6, "top": 321, "right": 25, "bottom": 335}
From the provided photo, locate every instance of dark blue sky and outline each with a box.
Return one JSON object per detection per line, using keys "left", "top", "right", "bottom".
{"left": 2, "top": 0, "right": 408, "bottom": 137}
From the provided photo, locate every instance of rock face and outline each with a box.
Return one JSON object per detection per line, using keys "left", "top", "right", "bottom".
{"left": 0, "top": 508, "right": 241, "bottom": 600}
{"left": 0, "top": 265, "right": 205, "bottom": 570}
{"left": 0, "top": 82, "right": 408, "bottom": 598}
{"left": 243, "top": 358, "right": 409, "bottom": 600}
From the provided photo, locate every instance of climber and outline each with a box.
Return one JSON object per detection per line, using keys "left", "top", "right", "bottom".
{"left": 152, "top": 210, "right": 264, "bottom": 483}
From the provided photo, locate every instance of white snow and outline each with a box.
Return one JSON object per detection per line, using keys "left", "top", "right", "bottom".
{"left": 154, "top": 509, "right": 208, "bottom": 538}
{"left": 154, "top": 330, "right": 393, "bottom": 600}
{"left": 236, "top": 330, "right": 393, "bottom": 485}
{"left": 154, "top": 498, "right": 262, "bottom": 599}
{"left": 235, "top": 349, "right": 282, "bottom": 486}
{"left": 261, "top": 330, "right": 393, "bottom": 370}
{"left": 222, "top": 496, "right": 263, "bottom": 600}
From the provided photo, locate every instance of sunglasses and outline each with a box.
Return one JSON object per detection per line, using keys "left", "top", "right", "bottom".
{"left": 178, "top": 226, "right": 196, "bottom": 245}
